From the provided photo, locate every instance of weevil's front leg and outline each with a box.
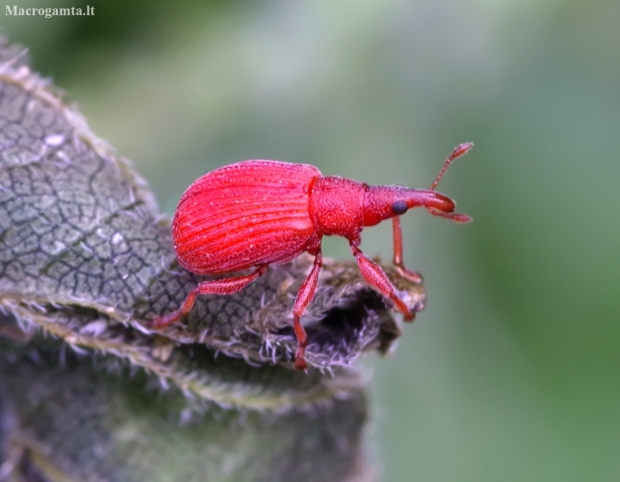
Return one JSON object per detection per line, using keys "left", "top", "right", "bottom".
{"left": 152, "top": 265, "right": 267, "bottom": 329}
{"left": 351, "top": 243, "right": 414, "bottom": 322}
{"left": 292, "top": 249, "right": 323, "bottom": 370}
{"left": 392, "top": 216, "right": 422, "bottom": 284}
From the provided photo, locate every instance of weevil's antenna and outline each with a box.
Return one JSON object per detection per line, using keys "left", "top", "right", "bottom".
{"left": 425, "top": 142, "right": 473, "bottom": 223}
{"left": 429, "top": 142, "right": 473, "bottom": 191}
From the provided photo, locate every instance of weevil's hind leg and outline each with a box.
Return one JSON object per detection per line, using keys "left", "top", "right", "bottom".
{"left": 152, "top": 265, "right": 267, "bottom": 329}
{"left": 351, "top": 243, "right": 415, "bottom": 322}
{"left": 292, "top": 249, "right": 323, "bottom": 370}
{"left": 392, "top": 216, "right": 422, "bottom": 284}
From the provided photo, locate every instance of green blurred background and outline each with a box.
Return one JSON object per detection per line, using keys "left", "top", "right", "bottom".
{"left": 5, "top": 0, "right": 620, "bottom": 480}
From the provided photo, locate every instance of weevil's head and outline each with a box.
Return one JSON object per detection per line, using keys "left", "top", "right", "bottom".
{"left": 363, "top": 142, "right": 474, "bottom": 227}
{"left": 362, "top": 186, "right": 470, "bottom": 227}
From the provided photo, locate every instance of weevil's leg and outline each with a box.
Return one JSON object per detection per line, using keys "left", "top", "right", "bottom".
{"left": 152, "top": 266, "right": 267, "bottom": 329}
{"left": 351, "top": 243, "right": 415, "bottom": 322}
{"left": 392, "top": 216, "right": 422, "bottom": 283}
{"left": 292, "top": 249, "right": 323, "bottom": 370}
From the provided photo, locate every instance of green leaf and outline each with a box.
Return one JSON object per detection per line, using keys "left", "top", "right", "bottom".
{"left": 0, "top": 37, "right": 425, "bottom": 481}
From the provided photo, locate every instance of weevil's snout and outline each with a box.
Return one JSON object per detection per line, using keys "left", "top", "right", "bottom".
{"left": 411, "top": 190, "right": 472, "bottom": 223}
{"left": 405, "top": 189, "right": 455, "bottom": 213}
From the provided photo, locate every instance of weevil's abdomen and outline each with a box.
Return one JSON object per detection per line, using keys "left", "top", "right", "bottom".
{"left": 172, "top": 160, "right": 322, "bottom": 275}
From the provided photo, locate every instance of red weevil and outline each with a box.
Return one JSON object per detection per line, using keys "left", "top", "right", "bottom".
{"left": 154, "top": 143, "right": 473, "bottom": 369}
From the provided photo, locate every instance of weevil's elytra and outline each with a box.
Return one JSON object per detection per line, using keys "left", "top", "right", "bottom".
{"left": 153, "top": 143, "right": 473, "bottom": 370}
{"left": 172, "top": 161, "right": 321, "bottom": 275}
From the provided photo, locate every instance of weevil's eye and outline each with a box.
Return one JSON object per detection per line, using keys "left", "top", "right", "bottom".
{"left": 391, "top": 200, "right": 408, "bottom": 215}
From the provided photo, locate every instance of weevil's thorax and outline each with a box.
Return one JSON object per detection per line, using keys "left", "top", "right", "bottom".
{"left": 309, "top": 176, "right": 366, "bottom": 239}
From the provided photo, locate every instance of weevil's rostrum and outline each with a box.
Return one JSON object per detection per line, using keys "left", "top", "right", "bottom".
{"left": 154, "top": 144, "right": 473, "bottom": 369}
